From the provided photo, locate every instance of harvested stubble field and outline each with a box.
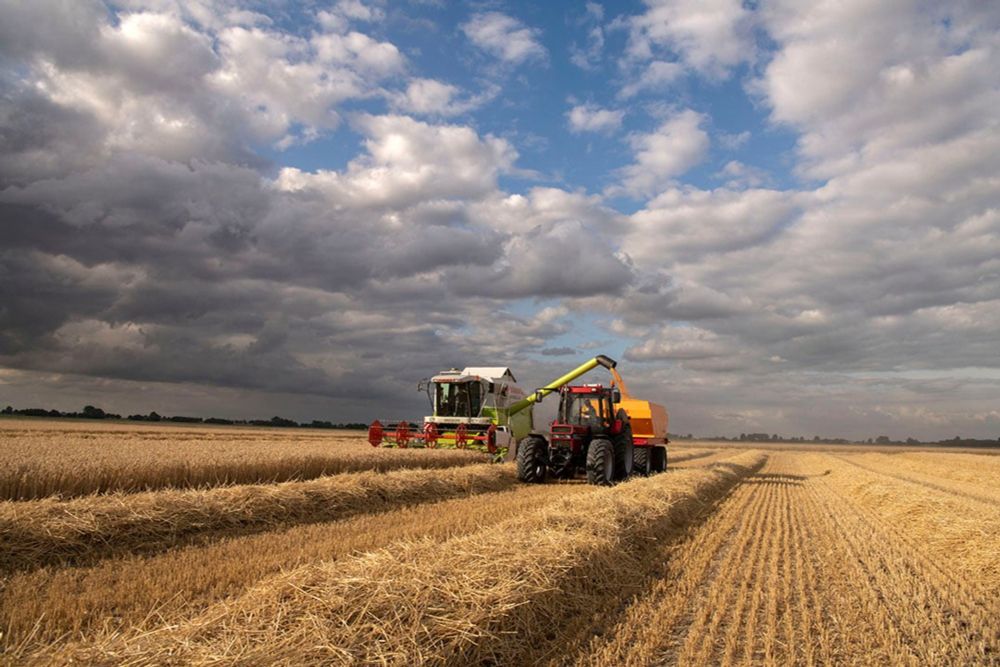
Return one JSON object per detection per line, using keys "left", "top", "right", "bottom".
{"left": 0, "top": 420, "right": 483, "bottom": 500}
{"left": 1, "top": 420, "right": 998, "bottom": 665}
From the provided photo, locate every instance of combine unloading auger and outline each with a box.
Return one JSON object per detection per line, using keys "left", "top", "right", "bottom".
{"left": 368, "top": 356, "right": 617, "bottom": 459}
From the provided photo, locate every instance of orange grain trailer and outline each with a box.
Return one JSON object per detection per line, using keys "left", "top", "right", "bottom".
{"left": 610, "top": 367, "right": 669, "bottom": 474}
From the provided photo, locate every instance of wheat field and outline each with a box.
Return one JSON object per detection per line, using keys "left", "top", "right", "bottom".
{"left": 1, "top": 419, "right": 997, "bottom": 665}
{"left": 0, "top": 420, "right": 483, "bottom": 500}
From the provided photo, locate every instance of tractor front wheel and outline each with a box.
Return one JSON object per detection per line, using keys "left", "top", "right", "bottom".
{"left": 516, "top": 436, "right": 548, "bottom": 483}
{"left": 586, "top": 438, "right": 615, "bottom": 486}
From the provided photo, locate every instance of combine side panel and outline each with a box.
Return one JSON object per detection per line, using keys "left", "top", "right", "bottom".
{"left": 509, "top": 409, "right": 533, "bottom": 441}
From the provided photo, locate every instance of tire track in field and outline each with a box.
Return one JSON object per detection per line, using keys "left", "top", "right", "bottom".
{"left": 3, "top": 482, "right": 594, "bottom": 658}
{"left": 793, "top": 463, "right": 920, "bottom": 663}
{"left": 811, "top": 454, "right": 999, "bottom": 663}
{"left": 710, "top": 469, "right": 783, "bottom": 665}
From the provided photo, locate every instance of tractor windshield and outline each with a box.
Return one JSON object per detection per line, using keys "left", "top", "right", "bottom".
{"left": 562, "top": 393, "right": 606, "bottom": 427}
{"left": 435, "top": 381, "right": 483, "bottom": 418}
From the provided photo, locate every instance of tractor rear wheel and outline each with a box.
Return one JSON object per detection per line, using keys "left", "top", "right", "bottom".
{"left": 632, "top": 447, "right": 651, "bottom": 476}
{"left": 586, "top": 438, "right": 615, "bottom": 486}
{"left": 613, "top": 433, "right": 634, "bottom": 481}
{"left": 516, "top": 436, "right": 548, "bottom": 483}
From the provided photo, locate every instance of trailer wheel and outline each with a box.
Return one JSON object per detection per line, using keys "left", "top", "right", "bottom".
{"left": 633, "top": 447, "right": 651, "bottom": 476}
{"left": 651, "top": 446, "right": 667, "bottom": 473}
{"left": 516, "top": 436, "right": 548, "bottom": 483}
{"left": 586, "top": 438, "right": 615, "bottom": 486}
{"left": 613, "top": 432, "right": 634, "bottom": 481}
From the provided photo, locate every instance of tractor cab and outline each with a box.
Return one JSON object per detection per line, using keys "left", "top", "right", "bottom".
{"left": 550, "top": 384, "right": 625, "bottom": 452}
{"left": 558, "top": 385, "right": 621, "bottom": 428}
{"left": 519, "top": 383, "right": 632, "bottom": 483}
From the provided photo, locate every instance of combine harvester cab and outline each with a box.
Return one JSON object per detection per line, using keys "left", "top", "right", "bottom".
{"left": 369, "top": 356, "right": 617, "bottom": 461}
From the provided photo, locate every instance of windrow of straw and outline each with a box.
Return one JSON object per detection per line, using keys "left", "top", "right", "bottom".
{"left": 1, "top": 484, "right": 595, "bottom": 657}
{"left": 816, "top": 452, "right": 1000, "bottom": 596}
{"left": 832, "top": 451, "right": 1000, "bottom": 505}
{"left": 0, "top": 463, "right": 515, "bottom": 573}
{"left": 0, "top": 421, "right": 485, "bottom": 500}
{"left": 669, "top": 448, "right": 749, "bottom": 469}
{"left": 664, "top": 448, "right": 718, "bottom": 463}
{"left": 62, "top": 451, "right": 766, "bottom": 666}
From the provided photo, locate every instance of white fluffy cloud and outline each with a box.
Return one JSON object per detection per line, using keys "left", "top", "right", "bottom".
{"left": 625, "top": 0, "right": 754, "bottom": 77}
{"left": 567, "top": 104, "right": 624, "bottom": 134}
{"left": 625, "top": 187, "right": 803, "bottom": 264}
{"left": 616, "top": 109, "right": 709, "bottom": 196}
{"left": 462, "top": 12, "right": 547, "bottom": 65}
{"left": 625, "top": 325, "right": 734, "bottom": 361}
{"left": 757, "top": 0, "right": 1000, "bottom": 178}
{"left": 0, "top": 0, "right": 407, "bottom": 167}
{"left": 618, "top": 60, "right": 684, "bottom": 98}
{"left": 391, "top": 78, "right": 498, "bottom": 117}
{"left": 276, "top": 114, "right": 517, "bottom": 209}
{"left": 569, "top": 2, "right": 606, "bottom": 70}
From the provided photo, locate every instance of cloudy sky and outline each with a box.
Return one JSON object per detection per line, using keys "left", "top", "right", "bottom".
{"left": 1, "top": 0, "right": 998, "bottom": 440}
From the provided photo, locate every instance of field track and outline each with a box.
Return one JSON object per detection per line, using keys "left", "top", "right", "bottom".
{"left": 2, "top": 423, "right": 998, "bottom": 665}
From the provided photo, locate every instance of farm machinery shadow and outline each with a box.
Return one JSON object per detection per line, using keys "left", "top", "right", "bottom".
{"left": 509, "top": 464, "right": 765, "bottom": 666}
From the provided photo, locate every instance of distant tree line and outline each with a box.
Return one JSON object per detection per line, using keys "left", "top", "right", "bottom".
{"left": 725, "top": 432, "right": 999, "bottom": 447}
{"left": 672, "top": 431, "right": 999, "bottom": 448}
{"left": 3, "top": 405, "right": 997, "bottom": 445}
{"left": 0, "top": 405, "right": 367, "bottom": 430}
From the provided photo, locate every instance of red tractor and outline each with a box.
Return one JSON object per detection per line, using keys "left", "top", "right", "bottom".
{"left": 516, "top": 384, "right": 634, "bottom": 486}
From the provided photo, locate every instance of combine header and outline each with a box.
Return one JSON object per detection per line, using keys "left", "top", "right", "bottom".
{"left": 369, "top": 356, "right": 618, "bottom": 460}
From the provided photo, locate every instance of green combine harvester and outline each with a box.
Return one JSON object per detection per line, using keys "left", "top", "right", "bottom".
{"left": 368, "top": 355, "right": 617, "bottom": 460}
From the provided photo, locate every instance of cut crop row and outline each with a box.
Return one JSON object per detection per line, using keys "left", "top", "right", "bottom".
{"left": 3, "top": 482, "right": 594, "bottom": 659}
{"left": 0, "top": 463, "right": 515, "bottom": 573}
{"left": 53, "top": 451, "right": 767, "bottom": 665}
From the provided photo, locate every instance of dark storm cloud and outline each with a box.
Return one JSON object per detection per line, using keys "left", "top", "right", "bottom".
{"left": 0, "top": 1, "right": 631, "bottom": 412}
{"left": 1, "top": 0, "right": 998, "bottom": 440}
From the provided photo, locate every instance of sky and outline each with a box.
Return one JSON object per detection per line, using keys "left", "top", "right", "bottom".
{"left": 1, "top": 0, "right": 998, "bottom": 440}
